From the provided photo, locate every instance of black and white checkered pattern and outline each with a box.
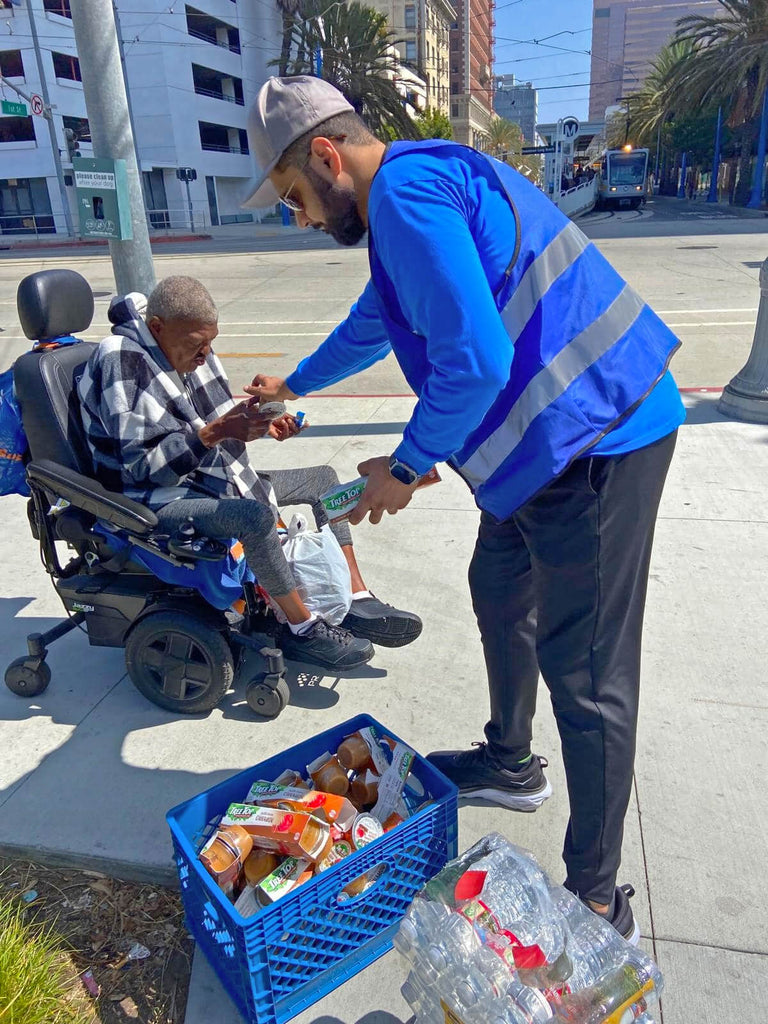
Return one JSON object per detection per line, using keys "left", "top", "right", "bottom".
{"left": 78, "top": 302, "right": 274, "bottom": 512}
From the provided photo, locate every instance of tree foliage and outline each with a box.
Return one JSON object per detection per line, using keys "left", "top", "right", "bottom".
{"left": 276, "top": 0, "right": 421, "bottom": 140}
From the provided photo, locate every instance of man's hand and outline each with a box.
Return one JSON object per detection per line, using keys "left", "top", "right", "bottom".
{"left": 268, "top": 414, "right": 303, "bottom": 442}
{"left": 348, "top": 456, "right": 418, "bottom": 526}
{"left": 244, "top": 374, "right": 298, "bottom": 404}
{"left": 199, "top": 402, "right": 275, "bottom": 447}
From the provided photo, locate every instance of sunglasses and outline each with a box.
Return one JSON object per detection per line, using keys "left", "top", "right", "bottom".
{"left": 277, "top": 135, "right": 348, "bottom": 213}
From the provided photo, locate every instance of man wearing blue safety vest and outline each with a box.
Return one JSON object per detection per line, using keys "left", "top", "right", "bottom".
{"left": 244, "top": 77, "right": 685, "bottom": 944}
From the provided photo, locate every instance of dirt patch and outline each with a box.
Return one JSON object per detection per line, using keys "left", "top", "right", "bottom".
{"left": 0, "top": 856, "right": 193, "bottom": 1024}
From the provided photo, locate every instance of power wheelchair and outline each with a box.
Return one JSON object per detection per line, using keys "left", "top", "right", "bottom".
{"left": 4, "top": 269, "right": 290, "bottom": 719}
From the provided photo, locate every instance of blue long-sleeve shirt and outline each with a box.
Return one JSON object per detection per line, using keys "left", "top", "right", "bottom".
{"left": 286, "top": 145, "right": 684, "bottom": 475}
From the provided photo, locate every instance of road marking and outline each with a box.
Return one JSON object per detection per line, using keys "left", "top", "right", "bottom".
{"left": 667, "top": 321, "right": 754, "bottom": 328}
{"left": 218, "top": 352, "right": 283, "bottom": 358}
{"left": 655, "top": 308, "right": 757, "bottom": 315}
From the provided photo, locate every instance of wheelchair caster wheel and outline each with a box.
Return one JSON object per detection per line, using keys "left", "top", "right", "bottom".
{"left": 246, "top": 675, "right": 290, "bottom": 720}
{"left": 5, "top": 657, "right": 51, "bottom": 697}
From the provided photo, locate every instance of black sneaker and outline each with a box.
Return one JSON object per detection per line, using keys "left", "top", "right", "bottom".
{"left": 583, "top": 884, "right": 640, "bottom": 945}
{"left": 341, "top": 594, "right": 422, "bottom": 648}
{"left": 279, "top": 619, "right": 374, "bottom": 671}
{"left": 426, "top": 742, "right": 552, "bottom": 811}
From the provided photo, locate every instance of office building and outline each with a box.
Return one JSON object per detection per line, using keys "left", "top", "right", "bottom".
{"left": 370, "top": 0, "right": 455, "bottom": 114}
{"left": 589, "top": 0, "right": 720, "bottom": 121}
{"left": 449, "top": 0, "right": 494, "bottom": 148}
{"left": 0, "top": 0, "right": 281, "bottom": 235}
{"left": 493, "top": 74, "right": 538, "bottom": 144}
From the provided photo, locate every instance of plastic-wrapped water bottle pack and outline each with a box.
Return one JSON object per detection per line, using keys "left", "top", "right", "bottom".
{"left": 394, "top": 833, "right": 663, "bottom": 1024}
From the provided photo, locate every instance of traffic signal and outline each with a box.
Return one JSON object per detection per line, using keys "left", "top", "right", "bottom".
{"left": 64, "top": 127, "right": 80, "bottom": 161}
{"left": 176, "top": 167, "right": 197, "bottom": 182}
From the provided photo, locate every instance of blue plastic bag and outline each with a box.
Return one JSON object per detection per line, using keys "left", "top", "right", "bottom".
{"left": 0, "top": 367, "right": 29, "bottom": 497}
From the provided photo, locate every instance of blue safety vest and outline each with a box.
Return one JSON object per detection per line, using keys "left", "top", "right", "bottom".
{"left": 367, "top": 141, "right": 680, "bottom": 520}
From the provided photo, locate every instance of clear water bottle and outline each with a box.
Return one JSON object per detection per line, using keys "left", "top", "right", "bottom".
{"left": 552, "top": 955, "right": 663, "bottom": 1024}
{"left": 553, "top": 888, "right": 629, "bottom": 989}
{"left": 394, "top": 897, "right": 452, "bottom": 960}
{"left": 461, "top": 994, "right": 533, "bottom": 1024}
{"left": 423, "top": 911, "right": 482, "bottom": 975}
{"left": 505, "top": 974, "right": 555, "bottom": 1022}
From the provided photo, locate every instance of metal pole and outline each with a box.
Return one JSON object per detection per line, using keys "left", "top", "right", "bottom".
{"left": 26, "top": 0, "right": 75, "bottom": 237}
{"left": 112, "top": 0, "right": 142, "bottom": 174}
{"left": 184, "top": 178, "right": 194, "bottom": 231}
{"left": 719, "top": 258, "right": 768, "bottom": 421}
{"left": 707, "top": 106, "right": 723, "bottom": 204}
{"left": 70, "top": 0, "right": 155, "bottom": 295}
{"left": 654, "top": 119, "right": 661, "bottom": 185}
{"left": 677, "top": 150, "right": 687, "bottom": 199}
{"left": 746, "top": 86, "right": 768, "bottom": 210}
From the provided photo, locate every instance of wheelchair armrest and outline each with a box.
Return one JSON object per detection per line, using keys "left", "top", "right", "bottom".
{"left": 27, "top": 459, "right": 158, "bottom": 537}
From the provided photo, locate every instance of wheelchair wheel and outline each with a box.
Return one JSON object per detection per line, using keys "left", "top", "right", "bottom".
{"left": 246, "top": 675, "right": 290, "bottom": 720}
{"left": 5, "top": 658, "right": 51, "bottom": 697}
{"left": 125, "top": 611, "right": 234, "bottom": 714}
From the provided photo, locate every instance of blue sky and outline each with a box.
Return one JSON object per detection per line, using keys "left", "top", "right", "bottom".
{"left": 494, "top": 0, "right": 595, "bottom": 124}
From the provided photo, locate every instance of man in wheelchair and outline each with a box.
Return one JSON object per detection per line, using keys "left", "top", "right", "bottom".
{"left": 77, "top": 276, "right": 421, "bottom": 673}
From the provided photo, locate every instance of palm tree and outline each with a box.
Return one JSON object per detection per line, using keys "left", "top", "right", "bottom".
{"left": 279, "top": 0, "right": 421, "bottom": 140}
{"left": 275, "top": 0, "right": 302, "bottom": 77}
{"left": 487, "top": 117, "right": 522, "bottom": 164}
{"left": 668, "top": 0, "right": 768, "bottom": 203}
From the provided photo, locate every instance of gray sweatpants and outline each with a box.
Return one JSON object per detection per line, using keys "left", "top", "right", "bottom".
{"left": 155, "top": 465, "right": 352, "bottom": 597}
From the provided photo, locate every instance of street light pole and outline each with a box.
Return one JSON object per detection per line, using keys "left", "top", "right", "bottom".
{"left": 707, "top": 106, "right": 723, "bottom": 204}
{"left": 26, "top": 0, "right": 74, "bottom": 237}
{"left": 746, "top": 86, "right": 768, "bottom": 210}
{"left": 677, "top": 150, "right": 688, "bottom": 199}
{"left": 69, "top": 0, "right": 155, "bottom": 296}
{"left": 719, "top": 258, "right": 768, "bottom": 422}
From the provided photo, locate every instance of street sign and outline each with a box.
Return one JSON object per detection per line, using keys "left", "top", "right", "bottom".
{"left": 31, "top": 94, "right": 44, "bottom": 116}
{"left": 1, "top": 99, "right": 28, "bottom": 117}
{"left": 561, "top": 117, "right": 580, "bottom": 139}
{"left": 522, "top": 145, "right": 555, "bottom": 155}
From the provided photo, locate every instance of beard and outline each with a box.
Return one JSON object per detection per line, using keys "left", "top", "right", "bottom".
{"left": 304, "top": 166, "right": 367, "bottom": 246}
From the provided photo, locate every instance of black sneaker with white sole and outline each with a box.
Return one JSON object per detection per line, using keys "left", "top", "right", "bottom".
{"left": 278, "top": 619, "right": 374, "bottom": 671}
{"left": 426, "top": 742, "right": 552, "bottom": 811}
{"left": 583, "top": 883, "right": 641, "bottom": 945}
{"left": 341, "top": 594, "right": 423, "bottom": 648}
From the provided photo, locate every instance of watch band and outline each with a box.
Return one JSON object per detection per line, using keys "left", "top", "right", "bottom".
{"left": 389, "top": 455, "right": 419, "bottom": 486}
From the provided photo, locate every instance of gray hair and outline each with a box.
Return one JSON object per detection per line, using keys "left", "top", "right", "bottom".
{"left": 146, "top": 276, "right": 218, "bottom": 323}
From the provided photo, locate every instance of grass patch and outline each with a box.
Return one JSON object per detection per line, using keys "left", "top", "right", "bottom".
{"left": 0, "top": 892, "right": 94, "bottom": 1023}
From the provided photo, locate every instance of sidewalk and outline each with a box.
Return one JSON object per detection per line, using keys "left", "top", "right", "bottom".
{"left": 0, "top": 393, "right": 766, "bottom": 1024}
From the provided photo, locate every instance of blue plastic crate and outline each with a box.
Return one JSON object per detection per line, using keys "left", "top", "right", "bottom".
{"left": 167, "top": 714, "right": 458, "bottom": 1024}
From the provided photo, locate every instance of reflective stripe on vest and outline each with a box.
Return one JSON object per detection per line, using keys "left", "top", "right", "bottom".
{"left": 458, "top": 281, "right": 645, "bottom": 486}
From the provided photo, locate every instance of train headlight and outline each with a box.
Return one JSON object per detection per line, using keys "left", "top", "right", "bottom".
{"left": 635, "top": 185, "right": 642, "bottom": 191}
{"left": 610, "top": 186, "right": 617, "bottom": 192}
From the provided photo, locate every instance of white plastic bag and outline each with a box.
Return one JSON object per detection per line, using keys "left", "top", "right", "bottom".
{"left": 280, "top": 515, "right": 352, "bottom": 625}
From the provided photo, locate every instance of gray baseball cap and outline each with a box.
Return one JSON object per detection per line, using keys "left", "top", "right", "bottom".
{"left": 242, "top": 76, "right": 354, "bottom": 209}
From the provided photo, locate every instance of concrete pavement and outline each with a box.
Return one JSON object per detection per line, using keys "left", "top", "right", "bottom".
{"left": 0, "top": 392, "right": 766, "bottom": 1023}
{"left": 0, "top": 213, "right": 767, "bottom": 1022}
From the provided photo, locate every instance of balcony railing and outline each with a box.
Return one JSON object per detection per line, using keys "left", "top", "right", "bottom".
{"left": 187, "top": 28, "right": 241, "bottom": 53}
{"left": 200, "top": 141, "right": 248, "bottom": 154}
{"left": 194, "top": 85, "right": 244, "bottom": 105}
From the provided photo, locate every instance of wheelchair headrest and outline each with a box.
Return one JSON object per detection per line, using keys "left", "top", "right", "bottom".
{"left": 17, "top": 269, "right": 94, "bottom": 342}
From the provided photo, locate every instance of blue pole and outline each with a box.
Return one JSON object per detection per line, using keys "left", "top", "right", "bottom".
{"left": 677, "top": 151, "right": 688, "bottom": 198}
{"left": 314, "top": 45, "right": 322, "bottom": 78}
{"left": 747, "top": 85, "right": 768, "bottom": 209}
{"left": 707, "top": 106, "right": 723, "bottom": 204}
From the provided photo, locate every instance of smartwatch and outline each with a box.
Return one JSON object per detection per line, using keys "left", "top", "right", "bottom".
{"left": 389, "top": 455, "right": 420, "bottom": 486}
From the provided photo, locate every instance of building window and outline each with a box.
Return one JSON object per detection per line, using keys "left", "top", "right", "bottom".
{"left": 405, "top": 40, "right": 417, "bottom": 62}
{"left": 62, "top": 114, "right": 90, "bottom": 143}
{"left": 0, "top": 177, "right": 54, "bottom": 235}
{"left": 451, "top": 103, "right": 459, "bottom": 118}
{"left": 0, "top": 50, "right": 24, "bottom": 78}
{"left": 199, "top": 121, "right": 248, "bottom": 154}
{"left": 595, "top": 7, "right": 610, "bottom": 15}
{"left": 451, "top": 82, "right": 458, "bottom": 95}
{"left": 451, "top": 36, "right": 458, "bottom": 51}
{"left": 0, "top": 116, "right": 35, "bottom": 143}
{"left": 52, "top": 51, "right": 82, "bottom": 81}
{"left": 186, "top": 5, "right": 240, "bottom": 53}
{"left": 192, "top": 64, "right": 244, "bottom": 104}
{"left": 404, "top": 4, "right": 416, "bottom": 29}
{"left": 43, "top": 0, "right": 72, "bottom": 17}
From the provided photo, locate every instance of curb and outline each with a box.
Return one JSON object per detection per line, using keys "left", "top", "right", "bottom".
{"left": 1, "top": 234, "right": 212, "bottom": 252}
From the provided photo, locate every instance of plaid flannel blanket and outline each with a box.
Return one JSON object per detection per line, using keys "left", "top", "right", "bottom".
{"left": 78, "top": 296, "right": 274, "bottom": 512}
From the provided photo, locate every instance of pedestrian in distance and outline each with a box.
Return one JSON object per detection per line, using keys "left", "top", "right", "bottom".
{"left": 242, "top": 75, "right": 686, "bottom": 942}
